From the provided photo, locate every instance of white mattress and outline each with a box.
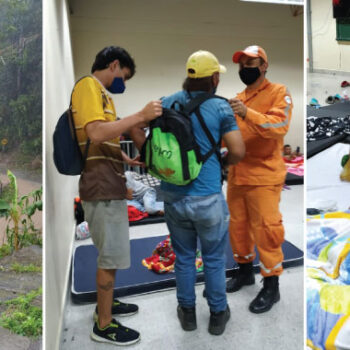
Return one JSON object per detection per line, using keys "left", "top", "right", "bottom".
{"left": 307, "top": 143, "right": 350, "bottom": 211}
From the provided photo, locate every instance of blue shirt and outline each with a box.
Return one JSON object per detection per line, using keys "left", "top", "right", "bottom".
{"left": 160, "top": 90, "right": 239, "bottom": 196}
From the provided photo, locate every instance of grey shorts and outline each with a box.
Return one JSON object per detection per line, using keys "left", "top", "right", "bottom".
{"left": 82, "top": 200, "right": 130, "bottom": 269}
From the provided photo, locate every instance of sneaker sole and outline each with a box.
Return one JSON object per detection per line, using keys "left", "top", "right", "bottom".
{"left": 93, "top": 310, "right": 139, "bottom": 322}
{"left": 90, "top": 332, "right": 141, "bottom": 346}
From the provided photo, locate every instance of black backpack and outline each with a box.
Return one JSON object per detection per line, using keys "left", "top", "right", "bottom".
{"left": 141, "top": 92, "right": 227, "bottom": 185}
{"left": 53, "top": 77, "right": 91, "bottom": 175}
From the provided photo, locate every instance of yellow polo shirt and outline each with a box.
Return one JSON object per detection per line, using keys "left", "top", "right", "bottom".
{"left": 72, "top": 76, "right": 126, "bottom": 201}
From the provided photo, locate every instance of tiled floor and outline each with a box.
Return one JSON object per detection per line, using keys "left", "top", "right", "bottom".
{"left": 60, "top": 185, "right": 304, "bottom": 350}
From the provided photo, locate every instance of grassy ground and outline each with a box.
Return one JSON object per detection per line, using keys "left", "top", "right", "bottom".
{"left": 0, "top": 245, "right": 42, "bottom": 342}
{"left": 0, "top": 288, "right": 42, "bottom": 338}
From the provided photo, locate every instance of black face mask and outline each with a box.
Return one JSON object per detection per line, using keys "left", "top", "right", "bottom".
{"left": 239, "top": 67, "right": 261, "bottom": 85}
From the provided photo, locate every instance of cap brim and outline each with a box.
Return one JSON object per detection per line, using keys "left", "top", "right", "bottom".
{"left": 232, "top": 51, "right": 259, "bottom": 63}
{"left": 219, "top": 64, "right": 227, "bottom": 73}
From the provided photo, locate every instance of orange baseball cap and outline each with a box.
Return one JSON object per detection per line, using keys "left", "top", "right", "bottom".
{"left": 232, "top": 45, "right": 268, "bottom": 64}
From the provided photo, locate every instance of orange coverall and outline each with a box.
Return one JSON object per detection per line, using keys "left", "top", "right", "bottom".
{"left": 227, "top": 78, "right": 293, "bottom": 277}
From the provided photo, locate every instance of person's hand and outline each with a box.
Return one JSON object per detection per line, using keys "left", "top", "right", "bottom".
{"left": 140, "top": 100, "right": 163, "bottom": 122}
{"left": 122, "top": 152, "right": 145, "bottom": 167}
{"left": 229, "top": 98, "right": 247, "bottom": 119}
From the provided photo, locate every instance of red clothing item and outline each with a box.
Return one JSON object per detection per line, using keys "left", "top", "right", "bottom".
{"left": 128, "top": 206, "right": 148, "bottom": 222}
{"left": 229, "top": 79, "right": 293, "bottom": 185}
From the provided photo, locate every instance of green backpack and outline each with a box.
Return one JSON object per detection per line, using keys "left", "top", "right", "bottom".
{"left": 141, "top": 92, "right": 226, "bottom": 185}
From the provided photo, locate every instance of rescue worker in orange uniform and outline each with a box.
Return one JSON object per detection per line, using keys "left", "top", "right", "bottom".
{"left": 226, "top": 45, "right": 293, "bottom": 313}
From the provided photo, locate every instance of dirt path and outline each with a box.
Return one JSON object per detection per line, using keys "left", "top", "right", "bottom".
{"left": 0, "top": 173, "right": 42, "bottom": 245}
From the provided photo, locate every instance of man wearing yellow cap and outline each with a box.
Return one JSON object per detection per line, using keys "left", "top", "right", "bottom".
{"left": 226, "top": 45, "right": 293, "bottom": 314}
{"left": 132, "top": 50, "right": 245, "bottom": 335}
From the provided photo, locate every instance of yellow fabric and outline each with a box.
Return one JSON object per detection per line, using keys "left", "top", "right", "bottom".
{"left": 71, "top": 75, "right": 126, "bottom": 201}
{"left": 318, "top": 242, "right": 333, "bottom": 263}
{"left": 72, "top": 75, "right": 120, "bottom": 148}
{"left": 186, "top": 50, "right": 226, "bottom": 78}
{"left": 319, "top": 241, "right": 350, "bottom": 279}
{"left": 310, "top": 212, "right": 350, "bottom": 220}
{"left": 306, "top": 339, "right": 323, "bottom": 350}
{"left": 340, "top": 156, "right": 350, "bottom": 182}
{"left": 320, "top": 285, "right": 350, "bottom": 314}
{"left": 229, "top": 79, "right": 293, "bottom": 185}
{"left": 325, "top": 315, "right": 350, "bottom": 350}
{"left": 307, "top": 267, "right": 323, "bottom": 281}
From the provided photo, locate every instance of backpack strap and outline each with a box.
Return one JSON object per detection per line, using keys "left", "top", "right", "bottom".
{"left": 70, "top": 76, "right": 91, "bottom": 168}
{"left": 69, "top": 75, "right": 90, "bottom": 108}
{"left": 183, "top": 92, "right": 227, "bottom": 161}
{"left": 170, "top": 100, "right": 184, "bottom": 111}
{"left": 184, "top": 92, "right": 228, "bottom": 182}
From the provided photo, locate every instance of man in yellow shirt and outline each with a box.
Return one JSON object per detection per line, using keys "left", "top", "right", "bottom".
{"left": 72, "top": 46, "right": 162, "bottom": 346}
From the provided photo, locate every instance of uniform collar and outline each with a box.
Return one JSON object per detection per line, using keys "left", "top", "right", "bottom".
{"left": 91, "top": 74, "right": 112, "bottom": 98}
{"left": 246, "top": 78, "right": 270, "bottom": 93}
{"left": 240, "top": 78, "right": 270, "bottom": 101}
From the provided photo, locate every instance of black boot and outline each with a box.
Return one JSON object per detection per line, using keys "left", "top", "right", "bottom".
{"left": 177, "top": 305, "right": 197, "bottom": 331}
{"left": 226, "top": 262, "right": 255, "bottom": 293}
{"left": 208, "top": 305, "right": 230, "bottom": 336}
{"left": 249, "top": 276, "right": 280, "bottom": 314}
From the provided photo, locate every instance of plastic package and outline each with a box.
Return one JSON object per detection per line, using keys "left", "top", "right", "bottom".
{"left": 75, "top": 221, "right": 90, "bottom": 240}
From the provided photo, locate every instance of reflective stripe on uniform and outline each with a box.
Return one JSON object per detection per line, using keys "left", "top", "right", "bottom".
{"left": 260, "top": 115, "right": 289, "bottom": 129}
{"left": 260, "top": 262, "right": 282, "bottom": 274}
{"left": 234, "top": 253, "right": 254, "bottom": 260}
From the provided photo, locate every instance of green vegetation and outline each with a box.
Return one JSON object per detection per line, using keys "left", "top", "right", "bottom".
{"left": 10, "top": 263, "right": 42, "bottom": 273}
{"left": 0, "top": 244, "right": 12, "bottom": 258}
{"left": 0, "top": 0, "right": 42, "bottom": 160}
{"left": 0, "top": 263, "right": 41, "bottom": 272}
{"left": 0, "top": 183, "right": 15, "bottom": 208}
{"left": 0, "top": 170, "right": 42, "bottom": 251}
{"left": 0, "top": 288, "right": 42, "bottom": 338}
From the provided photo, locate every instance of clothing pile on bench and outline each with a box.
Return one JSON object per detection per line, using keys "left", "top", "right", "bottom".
{"left": 307, "top": 115, "right": 350, "bottom": 142}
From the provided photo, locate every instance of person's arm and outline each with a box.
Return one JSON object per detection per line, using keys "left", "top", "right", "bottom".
{"left": 128, "top": 123, "right": 148, "bottom": 151}
{"left": 229, "top": 86, "right": 293, "bottom": 139}
{"left": 222, "top": 130, "right": 245, "bottom": 165}
{"left": 85, "top": 101, "right": 162, "bottom": 143}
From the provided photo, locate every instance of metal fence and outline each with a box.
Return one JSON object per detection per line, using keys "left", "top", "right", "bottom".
{"left": 120, "top": 140, "right": 145, "bottom": 175}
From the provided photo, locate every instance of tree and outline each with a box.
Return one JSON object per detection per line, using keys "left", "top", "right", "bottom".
{"left": 0, "top": 0, "right": 42, "bottom": 158}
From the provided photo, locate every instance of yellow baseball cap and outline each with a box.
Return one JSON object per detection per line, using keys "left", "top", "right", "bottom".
{"left": 186, "top": 50, "right": 227, "bottom": 78}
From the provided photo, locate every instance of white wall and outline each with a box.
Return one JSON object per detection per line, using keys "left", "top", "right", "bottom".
{"left": 44, "top": 0, "right": 77, "bottom": 349}
{"left": 69, "top": 0, "right": 304, "bottom": 150}
{"left": 310, "top": 0, "right": 350, "bottom": 72}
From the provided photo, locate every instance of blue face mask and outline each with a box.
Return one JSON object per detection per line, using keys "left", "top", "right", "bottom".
{"left": 107, "top": 77, "right": 125, "bottom": 94}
